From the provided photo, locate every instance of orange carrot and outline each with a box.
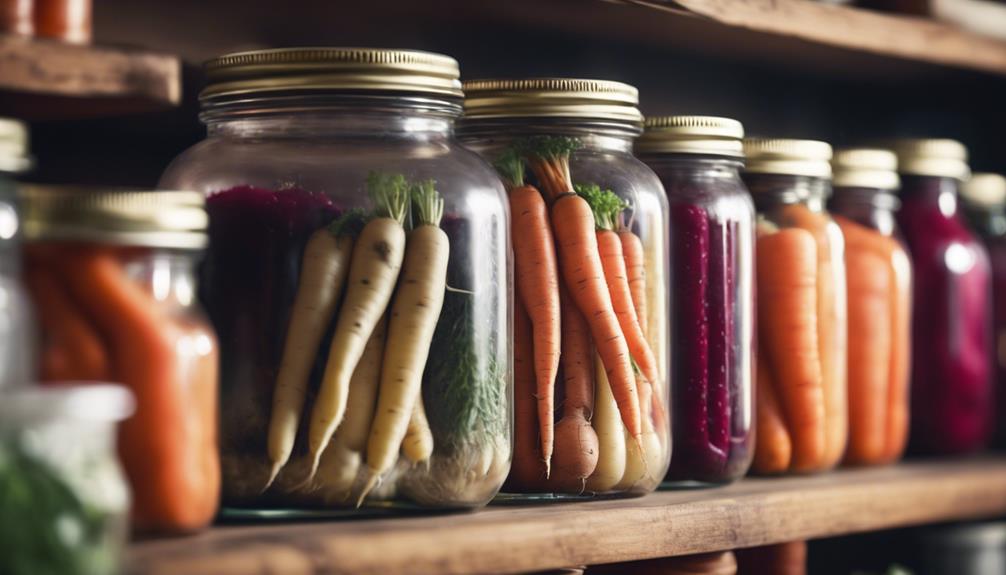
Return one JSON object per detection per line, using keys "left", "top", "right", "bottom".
{"left": 507, "top": 298, "right": 548, "bottom": 490}
{"left": 619, "top": 228, "right": 647, "bottom": 338}
{"left": 885, "top": 245, "right": 912, "bottom": 462}
{"left": 781, "top": 204, "right": 847, "bottom": 469}
{"left": 24, "top": 263, "right": 110, "bottom": 382}
{"left": 62, "top": 247, "right": 219, "bottom": 532}
{"left": 495, "top": 150, "right": 561, "bottom": 476}
{"left": 522, "top": 137, "right": 642, "bottom": 441}
{"left": 757, "top": 227, "right": 826, "bottom": 472}
{"left": 753, "top": 353, "right": 792, "bottom": 474}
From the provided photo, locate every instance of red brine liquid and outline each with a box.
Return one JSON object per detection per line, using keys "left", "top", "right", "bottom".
{"left": 897, "top": 176, "right": 993, "bottom": 455}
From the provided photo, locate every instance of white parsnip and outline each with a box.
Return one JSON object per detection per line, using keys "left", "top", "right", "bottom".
{"left": 358, "top": 180, "right": 449, "bottom": 504}
{"left": 305, "top": 173, "right": 409, "bottom": 479}
{"left": 585, "top": 354, "right": 626, "bottom": 493}
{"left": 264, "top": 225, "right": 353, "bottom": 490}
{"left": 402, "top": 393, "right": 434, "bottom": 464}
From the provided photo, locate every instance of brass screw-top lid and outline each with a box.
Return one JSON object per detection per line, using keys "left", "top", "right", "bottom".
{"left": 636, "top": 116, "right": 744, "bottom": 157}
{"left": 832, "top": 148, "right": 900, "bottom": 191}
{"left": 887, "top": 138, "right": 970, "bottom": 181}
{"left": 743, "top": 138, "right": 833, "bottom": 179}
{"left": 0, "top": 118, "right": 31, "bottom": 174}
{"left": 201, "top": 47, "right": 463, "bottom": 100}
{"left": 962, "top": 173, "right": 1006, "bottom": 209}
{"left": 20, "top": 186, "right": 208, "bottom": 249}
{"left": 461, "top": 78, "right": 643, "bottom": 125}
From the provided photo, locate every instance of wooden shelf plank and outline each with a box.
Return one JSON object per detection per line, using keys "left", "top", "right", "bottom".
{"left": 129, "top": 457, "right": 1006, "bottom": 575}
{"left": 0, "top": 34, "right": 181, "bottom": 120}
{"left": 616, "top": 0, "right": 1006, "bottom": 75}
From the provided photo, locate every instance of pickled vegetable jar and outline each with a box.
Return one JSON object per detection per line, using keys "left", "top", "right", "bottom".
{"left": 636, "top": 116, "right": 755, "bottom": 484}
{"left": 743, "top": 139, "right": 848, "bottom": 474}
{"left": 892, "top": 139, "right": 992, "bottom": 455}
{"left": 960, "top": 173, "right": 1006, "bottom": 448}
{"left": 20, "top": 187, "right": 220, "bottom": 532}
{"left": 160, "top": 48, "right": 512, "bottom": 509}
{"left": 829, "top": 148, "right": 912, "bottom": 466}
{"left": 0, "top": 384, "right": 132, "bottom": 575}
{"left": 458, "top": 78, "right": 670, "bottom": 495}
{"left": 0, "top": 118, "right": 33, "bottom": 390}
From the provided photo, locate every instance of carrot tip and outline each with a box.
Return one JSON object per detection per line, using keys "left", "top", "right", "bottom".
{"left": 544, "top": 457, "right": 552, "bottom": 480}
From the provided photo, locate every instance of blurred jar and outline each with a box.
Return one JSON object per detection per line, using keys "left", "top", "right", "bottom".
{"left": 0, "top": 118, "right": 34, "bottom": 390}
{"left": 960, "top": 173, "right": 1006, "bottom": 448}
{"left": 743, "top": 139, "right": 848, "bottom": 475}
{"left": 892, "top": 139, "right": 992, "bottom": 455}
{"left": 0, "top": 384, "right": 133, "bottom": 575}
{"left": 459, "top": 78, "right": 671, "bottom": 496}
{"left": 20, "top": 187, "right": 220, "bottom": 533}
{"left": 919, "top": 522, "right": 1006, "bottom": 575}
{"left": 828, "top": 149, "right": 912, "bottom": 466}
{"left": 0, "top": 0, "right": 32, "bottom": 35}
{"left": 160, "top": 48, "right": 512, "bottom": 510}
{"left": 636, "top": 116, "right": 755, "bottom": 485}
{"left": 35, "top": 0, "right": 91, "bottom": 42}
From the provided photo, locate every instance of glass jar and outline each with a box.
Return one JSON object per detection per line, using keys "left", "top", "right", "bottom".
{"left": 742, "top": 139, "right": 848, "bottom": 474}
{"left": 159, "top": 48, "right": 512, "bottom": 509}
{"left": 960, "top": 173, "right": 1006, "bottom": 448}
{"left": 0, "top": 383, "right": 132, "bottom": 575}
{"left": 20, "top": 187, "right": 220, "bottom": 533}
{"left": 636, "top": 116, "right": 755, "bottom": 485}
{"left": 892, "top": 139, "right": 993, "bottom": 455}
{"left": 828, "top": 148, "right": 912, "bottom": 466}
{"left": 0, "top": 118, "right": 34, "bottom": 390}
{"left": 458, "top": 78, "right": 670, "bottom": 495}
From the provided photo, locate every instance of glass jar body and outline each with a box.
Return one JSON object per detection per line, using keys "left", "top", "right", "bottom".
{"left": 0, "top": 174, "right": 33, "bottom": 390}
{"left": 745, "top": 174, "right": 848, "bottom": 474}
{"left": 897, "top": 176, "right": 993, "bottom": 455}
{"left": 160, "top": 100, "right": 513, "bottom": 509}
{"left": 459, "top": 119, "right": 671, "bottom": 495}
{"left": 640, "top": 154, "right": 755, "bottom": 484}
{"left": 829, "top": 187, "right": 913, "bottom": 466}
{"left": 23, "top": 243, "right": 220, "bottom": 532}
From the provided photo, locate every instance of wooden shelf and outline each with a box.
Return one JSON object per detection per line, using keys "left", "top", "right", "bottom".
{"left": 0, "top": 34, "right": 181, "bottom": 120}
{"left": 129, "top": 457, "right": 1006, "bottom": 575}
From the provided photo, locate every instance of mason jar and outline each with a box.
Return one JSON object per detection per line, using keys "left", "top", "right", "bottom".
{"left": 829, "top": 148, "right": 912, "bottom": 466}
{"left": 960, "top": 173, "right": 1006, "bottom": 448}
{"left": 742, "top": 139, "right": 848, "bottom": 474}
{"left": 20, "top": 187, "right": 220, "bottom": 533}
{"left": 159, "top": 48, "right": 512, "bottom": 509}
{"left": 458, "top": 78, "right": 670, "bottom": 496}
{"left": 892, "top": 139, "right": 992, "bottom": 455}
{"left": 0, "top": 117, "right": 34, "bottom": 390}
{"left": 636, "top": 116, "right": 755, "bottom": 485}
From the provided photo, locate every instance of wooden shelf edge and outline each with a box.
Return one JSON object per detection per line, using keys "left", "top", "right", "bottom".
{"left": 617, "top": 0, "right": 1006, "bottom": 75}
{"left": 0, "top": 34, "right": 181, "bottom": 120}
{"left": 128, "top": 457, "right": 1006, "bottom": 575}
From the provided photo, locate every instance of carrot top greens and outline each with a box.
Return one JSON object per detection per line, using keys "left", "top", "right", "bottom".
{"left": 518, "top": 136, "right": 582, "bottom": 199}
{"left": 328, "top": 208, "right": 367, "bottom": 237}
{"left": 367, "top": 171, "right": 410, "bottom": 225}
{"left": 574, "top": 183, "right": 628, "bottom": 231}
{"left": 492, "top": 148, "right": 525, "bottom": 191}
{"left": 411, "top": 179, "right": 444, "bottom": 228}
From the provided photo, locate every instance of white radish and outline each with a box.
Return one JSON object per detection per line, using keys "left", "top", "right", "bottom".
{"left": 358, "top": 179, "right": 449, "bottom": 504}
{"left": 402, "top": 393, "right": 434, "bottom": 464}
{"left": 264, "top": 224, "right": 353, "bottom": 490}
{"left": 615, "top": 373, "right": 665, "bottom": 491}
{"left": 585, "top": 353, "right": 626, "bottom": 493}
{"left": 305, "top": 173, "right": 409, "bottom": 478}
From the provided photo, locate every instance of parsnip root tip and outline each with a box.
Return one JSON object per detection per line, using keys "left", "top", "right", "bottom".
{"left": 261, "top": 460, "right": 284, "bottom": 493}
{"left": 356, "top": 472, "right": 381, "bottom": 508}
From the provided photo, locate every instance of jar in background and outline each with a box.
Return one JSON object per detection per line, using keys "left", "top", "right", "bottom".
{"left": 20, "top": 188, "right": 219, "bottom": 533}
{"left": 891, "top": 139, "right": 992, "bottom": 455}
{"left": 636, "top": 116, "right": 755, "bottom": 485}
{"left": 160, "top": 48, "right": 512, "bottom": 509}
{"left": 829, "top": 148, "right": 912, "bottom": 467}
{"left": 0, "top": 0, "right": 33, "bottom": 36}
{"left": 0, "top": 384, "right": 132, "bottom": 575}
{"left": 743, "top": 139, "right": 848, "bottom": 474}
{"left": 960, "top": 172, "right": 1006, "bottom": 448}
{"left": 0, "top": 118, "right": 34, "bottom": 390}
{"left": 34, "top": 0, "right": 91, "bottom": 42}
{"left": 459, "top": 78, "right": 670, "bottom": 495}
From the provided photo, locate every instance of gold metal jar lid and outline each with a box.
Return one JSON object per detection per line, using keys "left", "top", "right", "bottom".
{"left": 20, "top": 186, "right": 208, "bottom": 249}
{"left": 831, "top": 148, "right": 900, "bottom": 190}
{"left": 743, "top": 138, "right": 833, "bottom": 179}
{"left": 0, "top": 117, "right": 31, "bottom": 174}
{"left": 887, "top": 138, "right": 970, "bottom": 181}
{"left": 201, "top": 48, "right": 463, "bottom": 100}
{"left": 962, "top": 173, "right": 1006, "bottom": 209}
{"left": 636, "top": 116, "right": 744, "bottom": 157}
{"left": 461, "top": 78, "right": 643, "bottom": 125}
